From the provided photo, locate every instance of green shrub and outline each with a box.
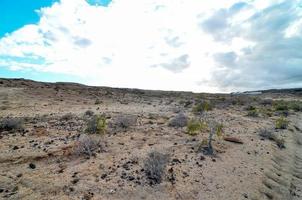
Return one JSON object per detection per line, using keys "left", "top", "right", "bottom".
{"left": 289, "top": 101, "right": 302, "bottom": 112}
{"left": 274, "top": 101, "right": 289, "bottom": 111}
{"left": 85, "top": 115, "right": 107, "bottom": 134}
{"left": 275, "top": 117, "right": 289, "bottom": 129}
{"left": 192, "top": 101, "right": 213, "bottom": 114}
{"left": 186, "top": 119, "right": 207, "bottom": 136}
{"left": 247, "top": 109, "right": 259, "bottom": 117}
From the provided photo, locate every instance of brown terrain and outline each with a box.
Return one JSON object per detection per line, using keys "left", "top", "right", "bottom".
{"left": 0, "top": 78, "right": 302, "bottom": 200}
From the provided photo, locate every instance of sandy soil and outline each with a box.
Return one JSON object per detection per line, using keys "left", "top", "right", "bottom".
{"left": 0, "top": 78, "right": 301, "bottom": 200}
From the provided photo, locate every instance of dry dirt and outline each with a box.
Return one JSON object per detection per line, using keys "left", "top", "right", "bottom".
{"left": 0, "top": 78, "right": 301, "bottom": 200}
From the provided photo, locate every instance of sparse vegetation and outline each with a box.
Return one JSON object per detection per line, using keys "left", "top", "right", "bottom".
{"left": 274, "top": 100, "right": 289, "bottom": 111}
{"left": 168, "top": 113, "right": 188, "bottom": 128}
{"left": 74, "top": 134, "right": 101, "bottom": 157}
{"left": 84, "top": 110, "right": 94, "bottom": 117}
{"left": 95, "top": 99, "right": 102, "bottom": 105}
{"left": 192, "top": 101, "right": 213, "bottom": 114}
{"left": 85, "top": 115, "right": 107, "bottom": 134}
{"left": 144, "top": 151, "right": 168, "bottom": 185}
{"left": 289, "top": 101, "right": 302, "bottom": 112}
{"left": 259, "top": 128, "right": 275, "bottom": 140}
{"left": 203, "top": 121, "right": 224, "bottom": 155}
{"left": 247, "top": 109, "right": 259, "bottom": 117}
{"left": 259, "top": 128, "right": 285, "bottom": 149}
{"left": 0, "top": 118, "right": 24, "bottom": 132}
{"left": 112, "top": 115, "right": 137, "bottom": 129}
{"left": 186, "top": 119, "right": 207, "bottom": 136}
{"left": 61, "top": 113, "right": 74, "bottom": 121}
{"left": 275, "top": 117, "right": 289, "bottom": 129}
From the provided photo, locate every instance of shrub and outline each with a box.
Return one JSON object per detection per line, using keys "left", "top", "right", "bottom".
{"left": 144, "top": 151, "right": 168, "bottom": 185}
{"left": 289, "top": 101, "right": 302, "bottom": 112}
{"left": 274, "top": 101, "right": 289, "bottom": 111}
{"left": 259, "top": 128, "right": 275, "bottom": 140}
{"left": 61, "top": 113, "right": 74, "bottom": 121}
{"left": 168, "top": 113, "right": 188, "bottom": 128}
{"left": 186, "top": 119, "right": 207, "bottom": 136}
{"left": 275, "top": 117, "right": 289, "bottom": 129}
{"left": 74, "top": 134, "right": 101, "bottom": 157}
{"left": 0, "top": 118, "right": 24, "bottom": 132}
{"left": 85, "top": 115, "right": 107, "bottom": 134}
{"left": 246, "top": 105, "right": 256, "bottom": 111}
{"left": 203, "top": 121, "right": 224, "bottom": 155}
{"left": 95, "top": 99, "right": 102, "bottom": 105}
{"left": 274, "top": 137, "right": 285, "bottom": 149}
{"left": 112, "top": 115, "right": 137, "bottom": 129}
{"left": 192, "top": 101, "right": 213, "bottom": 114}
{"left": 84, "top": 110, "right": 94, "bottom": 117}
{"left": 247, "top": 109, "right": 259, "bottom": 117}
{"left": 260, "top": 99, "right": 273, "bottom": 106}
{"left": 258, "top": 128, "right": 285, "bottom": 149}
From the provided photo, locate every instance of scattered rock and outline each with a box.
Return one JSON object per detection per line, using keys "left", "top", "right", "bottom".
{"left": 224, "top": 137, "right": 243, "bottom": 144}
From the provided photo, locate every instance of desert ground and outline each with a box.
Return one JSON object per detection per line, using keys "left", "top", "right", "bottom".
{"left": 0, "top": 78, "right": 302, "bottom": 200}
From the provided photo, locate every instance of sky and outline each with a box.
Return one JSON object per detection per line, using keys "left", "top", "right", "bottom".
{"left": 0, "top": 0, "right": 301, "bottom": 93}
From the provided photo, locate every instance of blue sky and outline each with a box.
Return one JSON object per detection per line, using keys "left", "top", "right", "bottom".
{"left": 0, "top": 0, "right": 58, "bottom": 38}
{"left": 0, "top": 0, "right": 111, "bottom": 84}
{"left": 0, "top": 0, "right": 301, "bottom": 92}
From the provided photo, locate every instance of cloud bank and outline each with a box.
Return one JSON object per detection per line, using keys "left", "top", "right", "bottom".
{"left": 0, "top": 0, "right": 301, "bottom": 92}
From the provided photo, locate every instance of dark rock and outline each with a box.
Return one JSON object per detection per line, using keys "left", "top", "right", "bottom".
{"left": 12, "top": 146, "right": 19, "bottom": 150}
{"left": 71, "top": 178, "right": 80, "bottom": 184}
{"left": 29, "top": 163, "right": 36, "bottom": 169}
{"left": 101, "top": 174, "right": 107, "bottom": 179}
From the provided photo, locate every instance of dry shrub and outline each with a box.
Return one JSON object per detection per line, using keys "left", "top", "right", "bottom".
{"left": 168, "top": 113, "right": 188, "bottom": 128}
{"left": 74, "top": 134, "right": 102, "bottom": 157}
{"left": 0, "top": 118, "right": 24, "bottom": 133}
{"left": 144, "top": 151, "right": 169, "bottom": 185}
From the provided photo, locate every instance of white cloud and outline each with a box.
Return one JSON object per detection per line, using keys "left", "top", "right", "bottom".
{"left": 0, "top": 0, "right": 301, "bottom": 92}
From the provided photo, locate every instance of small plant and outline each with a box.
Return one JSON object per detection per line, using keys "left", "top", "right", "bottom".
{"left": 112, "top": 115, "right": 137, "bottom": 130}
{"left": 74, "top": 134, "right": 101, "bottom": 157}
{"left": 84, "top": 110, "right": 94, "bottom": 117}
{"left": 192, "top": 101, "right": 213, "bottom": 114}
{"left": 85, "top": 115, "right": 107, "bottom": 134}
{"left": 168, "top": 113, "right": 188, "bottom": 128}
{"left": 274, "top": 137, "right": 285, "bottom": 149}
{"left": 246, "top": 105, "right": 256, "bottom": 111}
{"left": 61, "top": 113, "right": 74, "bottom": 121}
{"left": 95, "top": 99, "right": 102, "bottom": 105}
{"left": 275, "top": 117, "right": 289, "bottom": 129}
{"left": 203, "top": 122, "right": 224, "bottom": 155}
{"left": 144, "top": 151, "right": 168, "bottom": 185}
{"left": 0, "top": 118, "right": 24, "bottom": 132}
{"left": 259, "top": 128, "right": 275, "bottom": 140}
{"left": 247, "top": 109, "right": 259, "bottom": 117}
{"left": 258, "top": 128, "right": 285, "bottom": 149}
{"left": 186, "top": 119, "right": 207, "bottom": 136}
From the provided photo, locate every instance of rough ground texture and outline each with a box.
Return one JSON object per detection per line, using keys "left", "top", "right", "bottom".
{"left": 0, "top": 78, "right": 301, "bottom": 200}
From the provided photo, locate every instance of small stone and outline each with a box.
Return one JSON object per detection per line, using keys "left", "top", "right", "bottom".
{"left": 71, "top": 178, "right": 80, "bottom": 184}
{"left": 29, "top": 163, "right": 36, "bottom": 169}
{"left": 101, "top": 174, "right": 107, "bottom": 179}
{"left": 128, "top": 176, "right": 135, "bottom": 181}
{"left": 12, "top": 146, "right": 19, "bottom": 150}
